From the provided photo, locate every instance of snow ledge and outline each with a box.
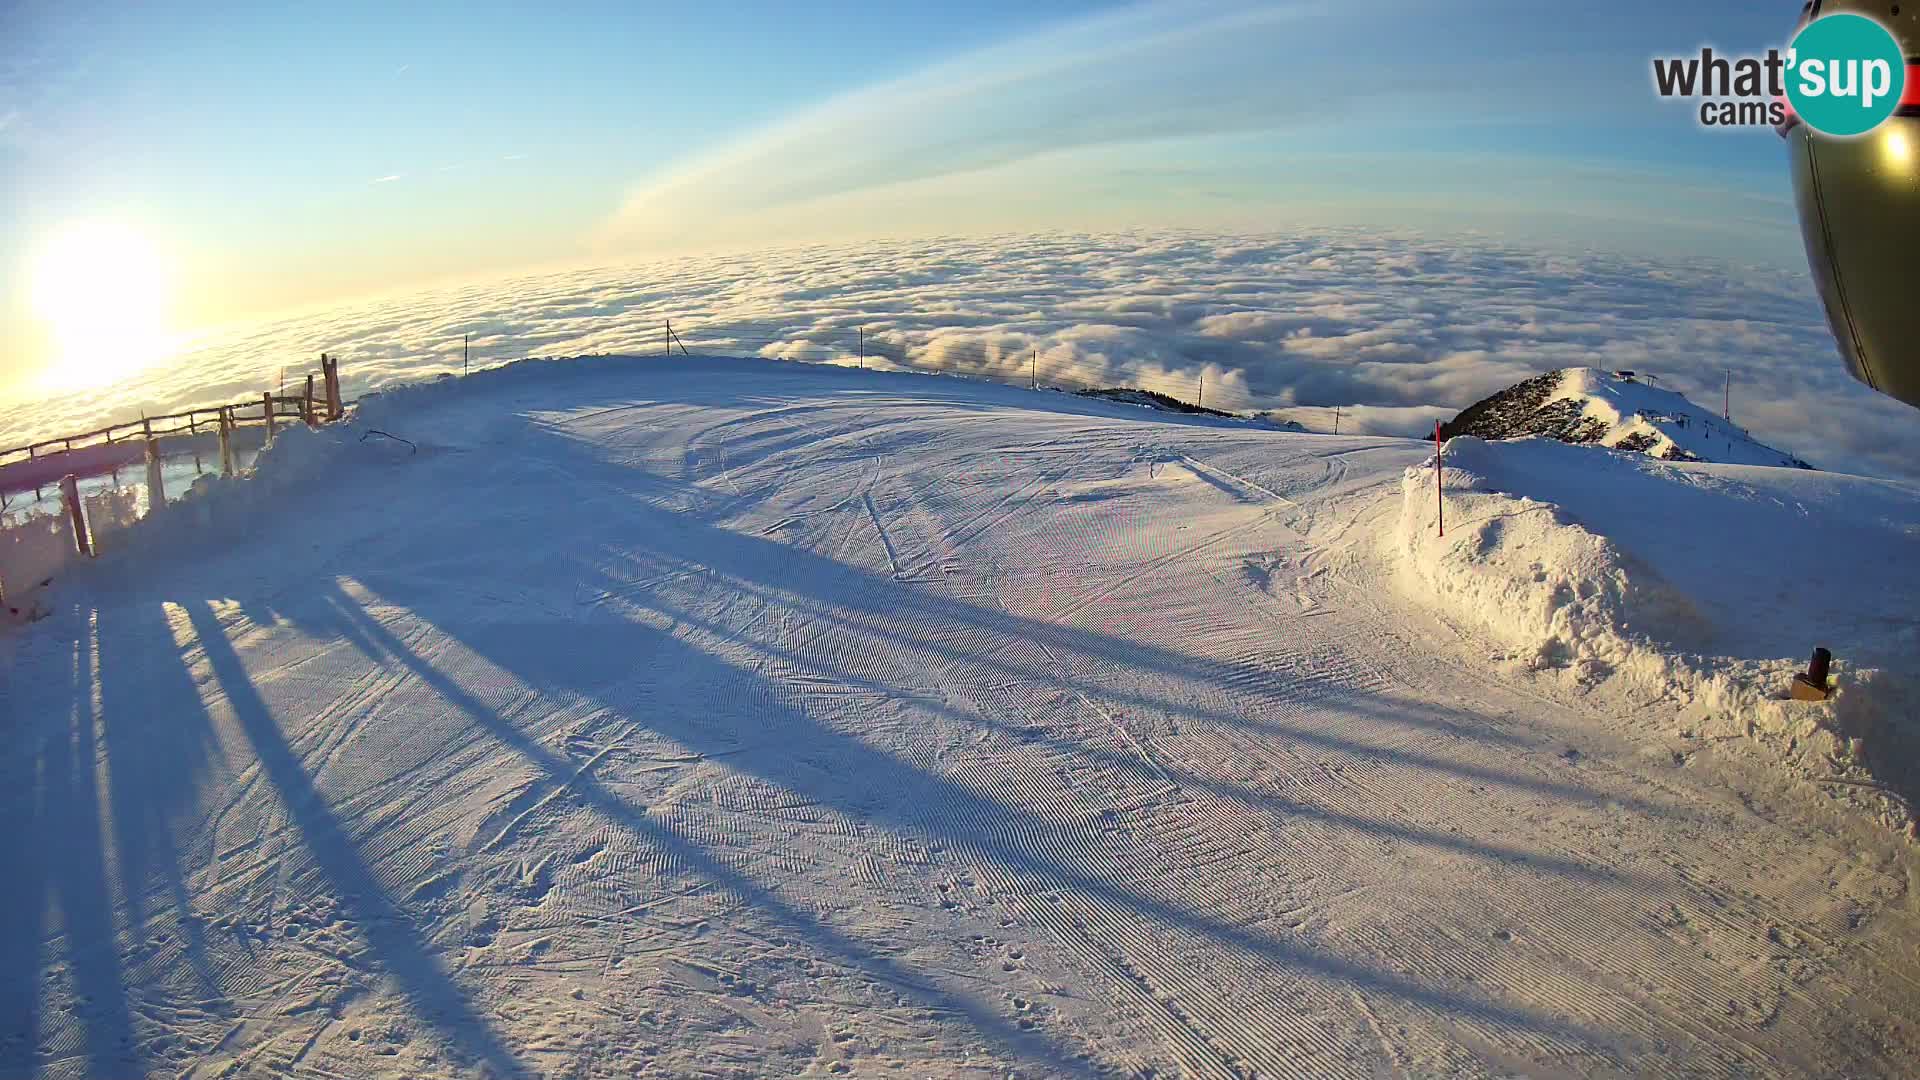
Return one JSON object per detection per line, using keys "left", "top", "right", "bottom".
{"left": 1389, "top": 436, "right": 1920, "bottom": 831}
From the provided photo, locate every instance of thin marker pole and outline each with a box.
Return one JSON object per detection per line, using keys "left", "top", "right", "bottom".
{"left": 464, "top": 332, "right": 470, "bottom": 376}
{"left": 859, "top": 326, "right": 865, "bottom": 369}
{"left": 1434, "top": 420, "right": 1445, "bottom": 538}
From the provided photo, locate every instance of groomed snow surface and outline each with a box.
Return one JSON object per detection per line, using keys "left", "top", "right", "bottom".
{"left": 5, "top": 356, "right": 1919, "bottom": 1079}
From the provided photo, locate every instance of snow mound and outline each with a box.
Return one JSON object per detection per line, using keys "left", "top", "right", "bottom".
{"left": 33, "top": 369, "right": 509, "bottom": 581}
{"left": 1441, "top": 367, "right": 1811, "bottom": 468}
{"left": 1392, "top": 436, "right": 1920, "bottom": 825}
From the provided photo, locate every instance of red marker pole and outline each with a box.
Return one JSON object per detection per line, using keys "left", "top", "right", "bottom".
{"left": 1434, "top": 420, "right": 1445, "bottom": 538}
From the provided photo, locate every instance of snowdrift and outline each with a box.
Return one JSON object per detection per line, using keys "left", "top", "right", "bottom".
{"left": 1393, "top": 436, "right": 1920, "bottom": 825}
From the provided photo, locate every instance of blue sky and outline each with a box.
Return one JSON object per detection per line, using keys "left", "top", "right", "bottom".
{"left": 0, "top": 0, "right": 1823, "bottom": 394}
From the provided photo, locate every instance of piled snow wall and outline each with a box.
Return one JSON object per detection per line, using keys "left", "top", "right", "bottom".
{"left": 1390, "top": 437, "right": 1705, "bottom": 685}
{"left": 1391, "top": 436, "right": 1920, "bottom": 828}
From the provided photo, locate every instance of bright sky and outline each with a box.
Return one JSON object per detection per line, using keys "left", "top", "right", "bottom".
{"left": 0, "top": 0, "right": 1811, "bottom": 398}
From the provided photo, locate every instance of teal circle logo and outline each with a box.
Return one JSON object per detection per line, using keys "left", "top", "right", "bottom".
{"left": 1787, "top": 13, "right": 1906, "bottom": 137}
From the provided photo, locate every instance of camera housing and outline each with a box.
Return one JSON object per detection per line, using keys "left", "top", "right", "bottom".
{"left": 1786, "top": 1, "right": 1920, "bottom": 407}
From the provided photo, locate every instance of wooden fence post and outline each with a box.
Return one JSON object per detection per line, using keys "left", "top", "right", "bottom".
{"left": 143, "top": 418, "right": 166, "bottom": 510}
{"left": 304, "top": 375, "right": 317, "bottom": 428}
{"left": 323, "top": 354, "right": 342, "bottom": 420}
{"left": 219, "top": 406, "right": 236, "bottom": 477}
{"left": 60, "top": 474, "right": 92, "bottom": 558}
{"left": 145, "top": 437, "right": 165, "bottom": 510}
{"left": 263, "top": 392, "right": 276, "bottom": 445}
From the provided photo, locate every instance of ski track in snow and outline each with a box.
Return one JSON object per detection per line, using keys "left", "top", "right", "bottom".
{"left": 4, "top": 359, "right": 1918, "bottom": 1079}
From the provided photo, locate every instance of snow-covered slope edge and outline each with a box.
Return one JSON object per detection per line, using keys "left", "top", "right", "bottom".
{"left": 22, "top": 353, "right": 1268, "bottom": 607}
{"left": 14, "top": 361, "right": 604, "bottom": 604}
{"left": 1390, "top": 436, "right": 1920, "bottom": 829}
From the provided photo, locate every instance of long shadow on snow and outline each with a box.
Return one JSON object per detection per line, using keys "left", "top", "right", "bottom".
{"left": 96, "top": 598, "right": 230, "bottom": 1016}
{"left": 659, "top": 571, "right": 1663, "bottom": 814}
{"left": 6, "top": 375, "right": 1628, "bottom": 1074}
{"left": 0, "top": 617, "right": 142, "bottom": 1079}
{"left": 318, "top": 563, "right": 1616, "bottom": 1051}
{"left": 306, "top": 578, "right": 1103, "bottom": 1076}
{"left": 621, "top": 590, "right": 1645, "bottom": 889}
{"left": 3, "top": 593, "right": 243, "bottom": 1078}
{"left": 176, "top": 602, "right": 530, "bottom": 1079}
{"left": 5, "top": 582, "right": 503, "bottom": 1078}
{"left": 529, "top": 435, "right": 1671, "bottom": 821}
{"left": 347, "top": 398, "right": 1680, "bottom": 872}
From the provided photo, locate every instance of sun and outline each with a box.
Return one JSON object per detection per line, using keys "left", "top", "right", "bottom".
{"left": 30, "top": 221, "right": 178, "bottom": 392}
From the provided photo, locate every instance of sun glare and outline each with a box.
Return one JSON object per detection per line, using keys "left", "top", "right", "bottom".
{"left": 1882, "top": 127, "right": 1914, "bottom": 173}
{"left": 30, "top": 221, "right": 178, "bottom": 392}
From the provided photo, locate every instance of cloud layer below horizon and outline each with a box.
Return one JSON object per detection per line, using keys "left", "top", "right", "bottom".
{"left": 5, "top": 228, "right": 1916, "bottom": 485}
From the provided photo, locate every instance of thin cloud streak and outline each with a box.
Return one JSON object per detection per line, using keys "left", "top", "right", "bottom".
{"left": 598, "top": 0, "right": 1609, "bottom": 251}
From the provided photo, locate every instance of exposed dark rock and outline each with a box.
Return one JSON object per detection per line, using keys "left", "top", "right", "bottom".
{"left": 1075, "top": 387, "right": 1236, "bottom": 418}
{"left": 1440, "top": 368, "right": 1812, "bottom": 469}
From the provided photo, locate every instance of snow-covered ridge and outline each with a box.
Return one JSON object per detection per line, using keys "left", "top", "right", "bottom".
{"left": 1391, "top": 435, "right": 1920, "bottom": 827}
{"left": 1441, "top": 367, "right": 1811, "bottom": 469}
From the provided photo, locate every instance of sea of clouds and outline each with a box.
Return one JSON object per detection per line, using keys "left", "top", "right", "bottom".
{"left": 6, "top": 228, "right": 1916, "bottom": 484}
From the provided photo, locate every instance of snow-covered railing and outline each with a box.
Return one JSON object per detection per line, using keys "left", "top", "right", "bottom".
{"left": 0, "top": 356, "right": 354, "bottom": 613}
{"left": 0, "top": 356, "right": 348, "bottom": 497}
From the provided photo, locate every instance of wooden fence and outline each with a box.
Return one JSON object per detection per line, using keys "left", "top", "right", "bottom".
{"left": 0, "top": 355, "right": 347, "bottom": 498}
{"left": 0, "top": 355, "right": 348, "bottom": 611}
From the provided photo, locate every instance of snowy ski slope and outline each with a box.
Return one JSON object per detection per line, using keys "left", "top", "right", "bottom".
{"left": 4, "top": 357, "right": 1917, "bottom": 1079}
